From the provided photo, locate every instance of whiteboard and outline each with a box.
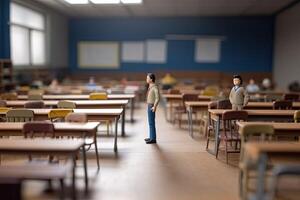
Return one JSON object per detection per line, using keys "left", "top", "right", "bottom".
{"left": 146, "top": 40, "right": 167, "bottom": 63}
{"left": 122, "top": 41, "right": 144, "bottom": 63}
{"left": 78, "top": 42, "right": 120, "bottom": 68}
{"left": 195, "top": 38, "right": 221, "bottom": 63}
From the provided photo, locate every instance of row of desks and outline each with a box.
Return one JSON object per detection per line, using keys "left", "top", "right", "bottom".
{"left": 17, "top": 94, "right": 136, "bottom": 123}
{"left": 0, "top": 109, "right": 123, "bottom": 152}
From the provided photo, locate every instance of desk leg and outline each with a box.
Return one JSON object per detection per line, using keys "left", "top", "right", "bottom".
{"left": 72, "top": 156, "right": 77, "bottom": 200}
{"left": 130, "top": 98, "right": 134, "bottom": 123}
{"left": 121, "top": 106, "right": 125, "bottom": 137}
{"left": 213, "top": 116, "right": 220, "bottom": 156}
{"left": 256, "top": 154, "right": 267, "bottom": 200}
{"left": 189, "top": 107, "right": 194, "bottom": 138}
{"left": 114, "top": 117, "right": 119, "bottom": 152}
{"left": 82, "top": 145, "right": 88, "bottom": 194}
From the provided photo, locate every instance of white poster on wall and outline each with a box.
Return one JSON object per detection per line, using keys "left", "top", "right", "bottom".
{"left": 146, "top": 39, "right": 167, "bottom": 63}
{"left": 122, "top": 41, "right": 144, "bottom": 63}
{"left": 195, "top": 38, "right": 221, "bottom": 63}
{"left": 78, "top": 41, "right": 120, "bottom": 69}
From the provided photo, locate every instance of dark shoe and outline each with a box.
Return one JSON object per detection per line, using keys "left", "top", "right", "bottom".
{"left": 144, "top": 138, "right": 151, "bottom": 142}
{"left": 146, "top": 139, "right": 156, "bottom": 144}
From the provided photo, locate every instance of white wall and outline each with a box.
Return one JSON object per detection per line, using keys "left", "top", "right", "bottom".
{"left": 13, "top": 0, "right": 69, "bottom": 68}
{"left": 274, "top": 3, "right": 300, "bottom": 90}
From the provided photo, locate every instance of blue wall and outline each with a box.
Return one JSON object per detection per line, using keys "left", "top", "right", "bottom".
{"left": 69, "top": 17, "right": 274, "bottom": 73}
{"left": 0, "top": 0, "right": 10, "bottom": 59}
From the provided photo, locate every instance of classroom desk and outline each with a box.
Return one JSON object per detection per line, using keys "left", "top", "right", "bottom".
{"left": 18, "top": 94, "right": 136, "bottom": 123}
{"left": 185, "top": 101, "right": 300, "bottom": 137}
{"left": 242, "top": 142, "right": 300, "bottom": 200}
{"left": 0, "top": 109, "right": 123, "bottom": 152}
{"left": 207, "top": 109, "right": 296, "bottom": 156}
{"left": 0, "top": 138, "right": 86, "bottom": 198}
{"left": 237, "top": 122, "right": 300, "bottom": 137}
{"left": 162, "top": 94, "right": 212, "bottom": 122}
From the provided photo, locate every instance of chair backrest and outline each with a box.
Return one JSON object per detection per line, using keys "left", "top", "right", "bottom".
{"left": 208, "top": 101, "right": 217, "bottom": 109}
{"left": 0, "top": 100, "right": 6, "bottom": 107}
{"left": 283, "top": 93, "right": 299, "bottom": 101}
{"left": 23, "top": 121, "right": 55, "bottom": 138}
{"left": 182, "top": 93, "right": 199, "bottom": 103}
{"left": 0, "top": 107, "right": 12, "bottom": 113}
{"left": 222, "top": 110, "right": 248, "bottom": 121}
{"left": 217, "top": 99, "right": 232, "bottom": 109}
{"left": 6, "top": 109, "right": 34, "bottom": 122}
{"left": 89, "top": 92, "right": 108, "bottom": 100}
{"left": 1, "top": 93, "right": 17, "bottom": 100}
{"left": 294, "top": 110, "right": 300, "bottom": 123}
{"left": 28, "top": 94, "right": 43, "bottom": 100}
{"left": 273, "top": 100, "right": 293, "bottom": 110}
{"left": 65, "top": 113, "right": 87, "bottom": 123}
{"left": 239, "top": 124, "right": 274, "bottom": 142}
{"left": 57, "top": 100, "right": 76, "bottom": 109}
{"left": 48, "top": 109, "right": 73, "bottom": 121}
{"left": 167, "top": 89, "right": 180, "bottom": 94}
{"left": 24, "top": 101, "right": 45, "bottom": 108}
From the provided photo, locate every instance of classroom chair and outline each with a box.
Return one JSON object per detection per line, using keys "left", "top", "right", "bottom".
{"left": 0, "top": 100, "right": 6, "bottom": 107}
{"left": 216, "top": 110, "right": 248, "bottom": 163}
{"left": 269, "top": 164, "right": 300, "bottom": 200}
{"left": 264, "top": 94, "right": 282, "bottom": 102}
{"left": 272, "top": 100, "right": 293, "bottom": 110}
{"left": 23, "top": 121, "right": 55, "bottom": 138}
{"left": 6, "top": 109, "right": 34, "bottom": 122}
{"left": 0, "top": 93, "right": 17, "bottom": 100}
{"left": 65, "top": 113, "right": 100, "bottom": 170}
{"left": 89, "top": 92, "right": 111, "bottom": 135}
{"left": 206, "top": 100, "right": 233, "bottom": 148}
{"left": 57, "top": 100, "right": 76, "bottom": 109}
{"left": 28, "top": 94, "right": 43, "bottom": 100}
{"left": 283, "top": 93, "right": 299, "bottom": 101}
{"left": 0, "top": 107, "right": 11, "bottom": 122}
{"left": 24, "top": 101, "right": 45, "bottom": 108}
{"left": 173, "top": 93, "right": 199, "bottom": 128}
{"left": 238, "top": 124, "right": 274, "bottom": 199}
{"left": 89, "top": 92, "right": 108, "bottom": 100}
{"left": 167, "top": 89, "right": 180, "bottom": 94}
{"left": 294, "top": 110, "right": 300, "bottom": 122}
{"left": 48, "top": 109, "right": 73, "bottom": 122}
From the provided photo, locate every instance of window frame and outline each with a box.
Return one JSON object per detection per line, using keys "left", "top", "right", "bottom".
{"left": 10, "top": 2, "right": 47, "bottom": 68}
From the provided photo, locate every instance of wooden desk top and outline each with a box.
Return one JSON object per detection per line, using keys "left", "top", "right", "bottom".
{"left": 237, "top": 122, "right": 300, "bottom": 131}
{"left": 18, "top": 94, "right": 135, "bottom": 100}
{"left": 0, "top": 108, "right": 123, "bottom": 116}
{"left": 185, "top": 101, "right": 300, "bottom": 108}
{"left": 0, "top": 138, "right": 84, "bottom": 153}
{"left": 6, "top": 100, "right": 129, "bottom": 106}
{"left": 163, "top": 94, "right": 212, "bottom": 100}
{"left": 208, "top": 109, "right": 295, "bottom": 116}
{"left": 244, "top": 142, "right": 300, "bottom": 160}
{"left": 0, "top": 122, "right": 100, "bottom": 131}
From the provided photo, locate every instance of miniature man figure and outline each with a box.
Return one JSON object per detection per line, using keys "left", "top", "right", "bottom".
{"left": 229, "top": 75, "right": 249, "bottom": 110}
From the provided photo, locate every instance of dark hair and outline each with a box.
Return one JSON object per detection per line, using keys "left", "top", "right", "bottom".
{"left": 233, "top": 74, "right": 243, "bottom": 85}
{"left": 147, "top": 73, "right": 156, "bottom": 83}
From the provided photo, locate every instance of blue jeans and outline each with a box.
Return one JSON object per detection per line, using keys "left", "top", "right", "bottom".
{"left": 147, "top": 104, "right": 156, "bottom": 140}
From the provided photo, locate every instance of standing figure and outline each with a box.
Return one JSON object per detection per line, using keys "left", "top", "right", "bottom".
{"left": 229, "top": 75, "right": 249, "bottom": 110}
{"left": 145, "top": 73, "right": 160, "bottom": 144}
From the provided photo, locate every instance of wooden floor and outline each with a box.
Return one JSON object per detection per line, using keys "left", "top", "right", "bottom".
{"left": 20, "top": 103, "right": 239, "bottom": 200}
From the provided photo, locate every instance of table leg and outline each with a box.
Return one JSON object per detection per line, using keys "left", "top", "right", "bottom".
{"left": 72, "top": 156, "right": 77, "bottom": 200}
{"left": 256, "top": 154, "right": 267, "bottom": 200}
{"left": 130, "top": 98, "right": 134, "bottom": 123}
{"left": 214, "top": 116, "right": 220, "bottom": 155}
{"left": 114, "top": 117, "right": 119, "bottom": 152}
{"left": 82, "top": 145, "right": 88, "bottom": 194}
{"left": 121, "top": 106, "right": 125, "bottom": 137}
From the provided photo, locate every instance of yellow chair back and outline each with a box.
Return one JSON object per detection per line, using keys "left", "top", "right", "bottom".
{"left": 89, "top": 92, "right": 108, "bottom": 100}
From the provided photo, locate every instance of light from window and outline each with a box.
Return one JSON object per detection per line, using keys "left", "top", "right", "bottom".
{"left": 10, "top": 3, "right": 46, "bottom": 66}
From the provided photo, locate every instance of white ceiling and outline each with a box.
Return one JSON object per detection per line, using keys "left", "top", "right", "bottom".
{"left": 33, "top": 0, "right": 295, "bottom": 17}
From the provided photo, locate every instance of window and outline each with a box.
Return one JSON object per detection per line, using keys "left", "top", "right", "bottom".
{"left": 10, "top": 2, "right": 46, "bottom": 66}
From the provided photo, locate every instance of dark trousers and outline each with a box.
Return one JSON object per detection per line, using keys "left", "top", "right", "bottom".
{"left": 147, "top": 104, "right": 156, "bottom": 140}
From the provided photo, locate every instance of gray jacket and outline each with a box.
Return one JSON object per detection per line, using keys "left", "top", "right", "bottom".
{"left": 229, "top": 86, "right": 249, "bottom": 106}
